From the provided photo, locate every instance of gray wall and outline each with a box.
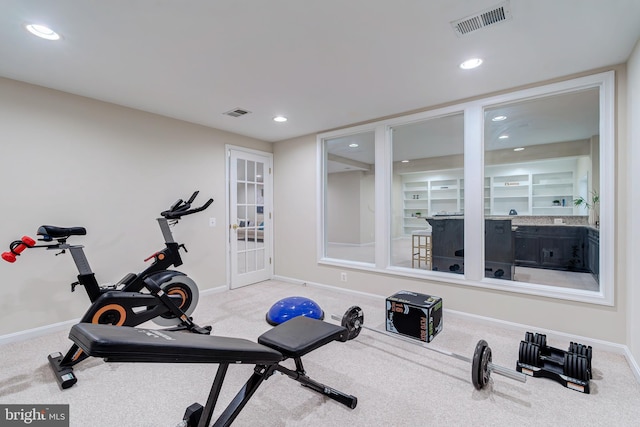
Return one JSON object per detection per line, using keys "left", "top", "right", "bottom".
{"left": 273, "top": 66, "right": 633, "bottom": 345}
{"left": 0, "top": 77, "right": 271, "bottom": 334}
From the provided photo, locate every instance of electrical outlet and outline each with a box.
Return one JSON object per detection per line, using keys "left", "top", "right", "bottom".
{"left": 553, "top": 218, "right": 564, "bottom": 224}
{"left": 209, "top": 217, "right": 216, "bottom": 227}
{"left": 340, "top": 272, "right": 347, "bottom": 282}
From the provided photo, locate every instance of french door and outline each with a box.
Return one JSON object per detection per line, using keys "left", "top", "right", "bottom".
{"left": 228, "top": 147, "right": 273, "bottom": 288}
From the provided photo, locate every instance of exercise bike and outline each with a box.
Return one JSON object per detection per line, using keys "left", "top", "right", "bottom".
{"left": 2, "top": 191, "right": 213, "bottom": 389}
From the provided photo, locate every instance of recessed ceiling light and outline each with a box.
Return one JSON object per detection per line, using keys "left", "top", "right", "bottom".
{"left": 492, "top": 115, "right": 507, "bottom": 121}
{"left": 25, "top": 24, "right": 60, "bottom": 40}
{"left": 348, "top": 143, "right": 359, "bottom": 148}
{"left": 460, "top": 58, "right": 483, "bottom": 70}
{"left": 401, "top": 160, "right": 410, "bottom": 163}
{"left": 498, "top": 134, "right": 509, "bottom": 139}
{"left": 513, "top": 147, "right": 525, "bottom": 152}
{"left": 273, "top": 116, "right": 287, "bottom": 122}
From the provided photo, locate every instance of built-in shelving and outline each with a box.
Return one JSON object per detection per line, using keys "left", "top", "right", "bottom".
{"left": 492, "top": 174, "right": 531, "bottom": 215}
{"left": 531, "top": 171, "right": 574, "bottom": 215}
{"left": 401, "top": 166, "right": 576, "bottom": 234}
{"left": 402, "top": 177, "right": 463, "bottom": 234}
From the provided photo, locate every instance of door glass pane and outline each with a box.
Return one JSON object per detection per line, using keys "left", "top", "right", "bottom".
{"left": 484, "top": 88, "right": 600, "bottom": 289}
{"left": 390, "top": 113, "right": 465, "bottom": 275}
{"left": 324, "top": 131, "right": 375, "bottom": 264}
{"left": 256, "top": 163, "right": 264, "bottom": 183}
{"left": 235, "top": 157, "right": 266, "bottom": 275}
{"left": 237, "top": 252, "right": 246, "bottom": 274}
{"left": 237, "top": 159, "right": 246, "bottom": 181}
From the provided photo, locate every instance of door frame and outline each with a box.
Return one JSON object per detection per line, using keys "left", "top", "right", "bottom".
{"left": 225, "top": 145, "right": 274, "bottom": 289}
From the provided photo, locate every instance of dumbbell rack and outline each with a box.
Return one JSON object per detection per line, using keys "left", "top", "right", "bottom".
{"left": 516, "top": 332, "right": 592, "bottom": 393}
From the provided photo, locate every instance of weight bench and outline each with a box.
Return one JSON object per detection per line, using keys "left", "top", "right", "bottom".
{"left": 69, "top": 316, "right": 357, "bottom": 427}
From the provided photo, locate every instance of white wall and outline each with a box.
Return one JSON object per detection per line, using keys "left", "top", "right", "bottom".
{"left": 326, "top": 170, "right": 375, "bottom": 245}
{"left": 359, "top": 171, "right": 375, "bottom": 244}
{"left": 0, "top": 77, "right": 271, "bottom": 335}
{"left": 327, "top": 172, "right": 361, "bottom": 244}
{"left": 273, "top": 68, "right": 630, "bottom": 344}
{"left": 627, "top": 39, "right": 640, "bottom": 364}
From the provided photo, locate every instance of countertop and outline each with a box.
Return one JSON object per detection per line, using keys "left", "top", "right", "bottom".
{"left": 426, "top": 215, "right": 598, "bottom": 230}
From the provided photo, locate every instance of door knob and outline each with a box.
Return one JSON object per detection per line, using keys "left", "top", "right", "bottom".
{"left": 232, "top": 224, "right": 238, "bottom": 230}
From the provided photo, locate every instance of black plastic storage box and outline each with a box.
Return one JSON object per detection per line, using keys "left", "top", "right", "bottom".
{"left": 386, "top": 291, "right": 443, "bottom": 342}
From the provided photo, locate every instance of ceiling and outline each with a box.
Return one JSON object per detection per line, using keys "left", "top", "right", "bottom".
{"left": 1, "top": 1, "right": 639, "bottom": 143}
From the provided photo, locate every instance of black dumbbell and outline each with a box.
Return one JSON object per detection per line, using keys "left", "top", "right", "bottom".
{"left": 518, "top": 341, "right": 541, "bottom": 367}
{"left": 568, "top": 342, "right": 593, "bottom": 378}
{"left": 524, "top": 332, "right": 547, "bottom": 349}
{"left": 564, "top": 353, "right": 589, "bottom": 381}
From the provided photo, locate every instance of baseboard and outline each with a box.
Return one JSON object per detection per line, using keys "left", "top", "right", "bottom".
{"left": 272, "top": 274, "right": 640, "bottom": 384}
{"left": 272, "top": 275, "right": 386, "bottom": 301}
{"left": 624, "top": 346, "right": 640, "bottom": 384}
{"left": 200, "top": 285, "right": 228, "bottom": 296}
{"left": 0, "top": 318, "right": 79, "bottom": 346}
{"left": 0, "top": 284, "right": 229, "bottom": 347}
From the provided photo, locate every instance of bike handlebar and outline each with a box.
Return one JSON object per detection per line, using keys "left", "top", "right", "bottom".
{"left": 161, "top": 191, "right": 213, "bottom": 219}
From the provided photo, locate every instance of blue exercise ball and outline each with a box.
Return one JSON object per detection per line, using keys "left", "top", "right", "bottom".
{"left": 266, "top": 296, "right": 325, "bottom": 326}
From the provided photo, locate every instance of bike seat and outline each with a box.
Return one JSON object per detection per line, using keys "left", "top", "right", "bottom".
{"left": 37, "top": 225, "right": 87, "bottom": 241}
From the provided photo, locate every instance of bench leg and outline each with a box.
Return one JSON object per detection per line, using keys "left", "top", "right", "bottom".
{"left": 198, "top": 363, "right": 229, "bottom": 427}
{"left": 274, "top": 360, "right": 358, "bottom": 409}
{"left": 210, "top": 365, "right": 275, "bottom": 427}
{"left": 190, "top": 360, "right": 357, "bottom": 427}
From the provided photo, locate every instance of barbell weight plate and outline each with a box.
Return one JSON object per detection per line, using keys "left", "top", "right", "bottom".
{"left": 567, "top": 353, "right": 577, "bottom": 379}
{"left": 518, "top": 341, "right": 526, "bottom": 364}
{"left": 568, "top": 342, "right": 577, "bottom": 354}
{"left": 578, "top": 356, "right": 587, "bottom": 382}
{"left": 531, "top": 342, "right": 541, "bottom": 367}
{"left": 482, "top": 345, "right": 492, "bottom": 388}
{"left": 472, "top": 339, "right": 491, "bottom": 390}
{"left": 563, "top": 353, "right": 571, "bottom": 378}
{"left": 539, "top": 334, "right": 547, "bottom": 349}
{"left": 341, "top": 306, "right": 364, "bottom": 340}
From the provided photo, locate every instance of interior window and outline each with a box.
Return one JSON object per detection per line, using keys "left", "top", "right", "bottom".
{"left": 390, "top": 113, "right": 465, "bottom": 275}
{"left": 324, "top": 131, "right": 376, "bottom": 264}
{"left": 319, "top": 71, "right": 613, "bottom": 305}
{"left": 483, "top": 89, "right": 600, "bottom": 290}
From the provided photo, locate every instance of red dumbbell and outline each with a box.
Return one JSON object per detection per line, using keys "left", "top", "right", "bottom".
{"left": 2, "top": 236, "right": 36, "bottom": 263}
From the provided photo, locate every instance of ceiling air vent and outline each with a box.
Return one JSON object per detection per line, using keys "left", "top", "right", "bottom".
{"left": 451, "top": 1, "right": 512, "bottom": 37}
{"left": 223, "top": 108, "right": 251, "bottom": 118}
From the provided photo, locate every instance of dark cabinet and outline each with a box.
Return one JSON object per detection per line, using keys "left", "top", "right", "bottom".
{"left": 485, "top": 220, "right": 515, "bottom": 279}
{"left": 429, "top": 218, "right": 514, "bottom": 279}
{"left": 514, "top": 232, "right": 540, "bottom": 267}
{"left": 514, "top": 226, "right": 588, "bottom": 272}
{"left": 430, "top": 219, "right": 464, "bottom": 274}
{"left": 429, "top": 221, "right": 598, "bottom": 278}
{"left": 586, "top": 228, "right": 599, "bottom": 281}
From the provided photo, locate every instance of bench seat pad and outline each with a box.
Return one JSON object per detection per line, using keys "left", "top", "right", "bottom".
{"left": 69, "top": 323, "right": 283, "bottom": 364}
{"left": 258, "top": 316, "right": 348, "bottom": 358}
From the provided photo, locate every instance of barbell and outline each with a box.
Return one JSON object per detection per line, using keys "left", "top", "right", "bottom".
{"left": 332, "top": 306, "right": 527, "bottom": 390}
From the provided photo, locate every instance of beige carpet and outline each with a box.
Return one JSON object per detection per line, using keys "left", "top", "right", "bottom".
{"left": 1, "top": 280, "right": 638, "bottom": 426}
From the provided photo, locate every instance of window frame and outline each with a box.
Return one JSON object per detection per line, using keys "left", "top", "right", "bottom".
{"left": 318, "top": 71, "right": 615, "bottom": 306}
